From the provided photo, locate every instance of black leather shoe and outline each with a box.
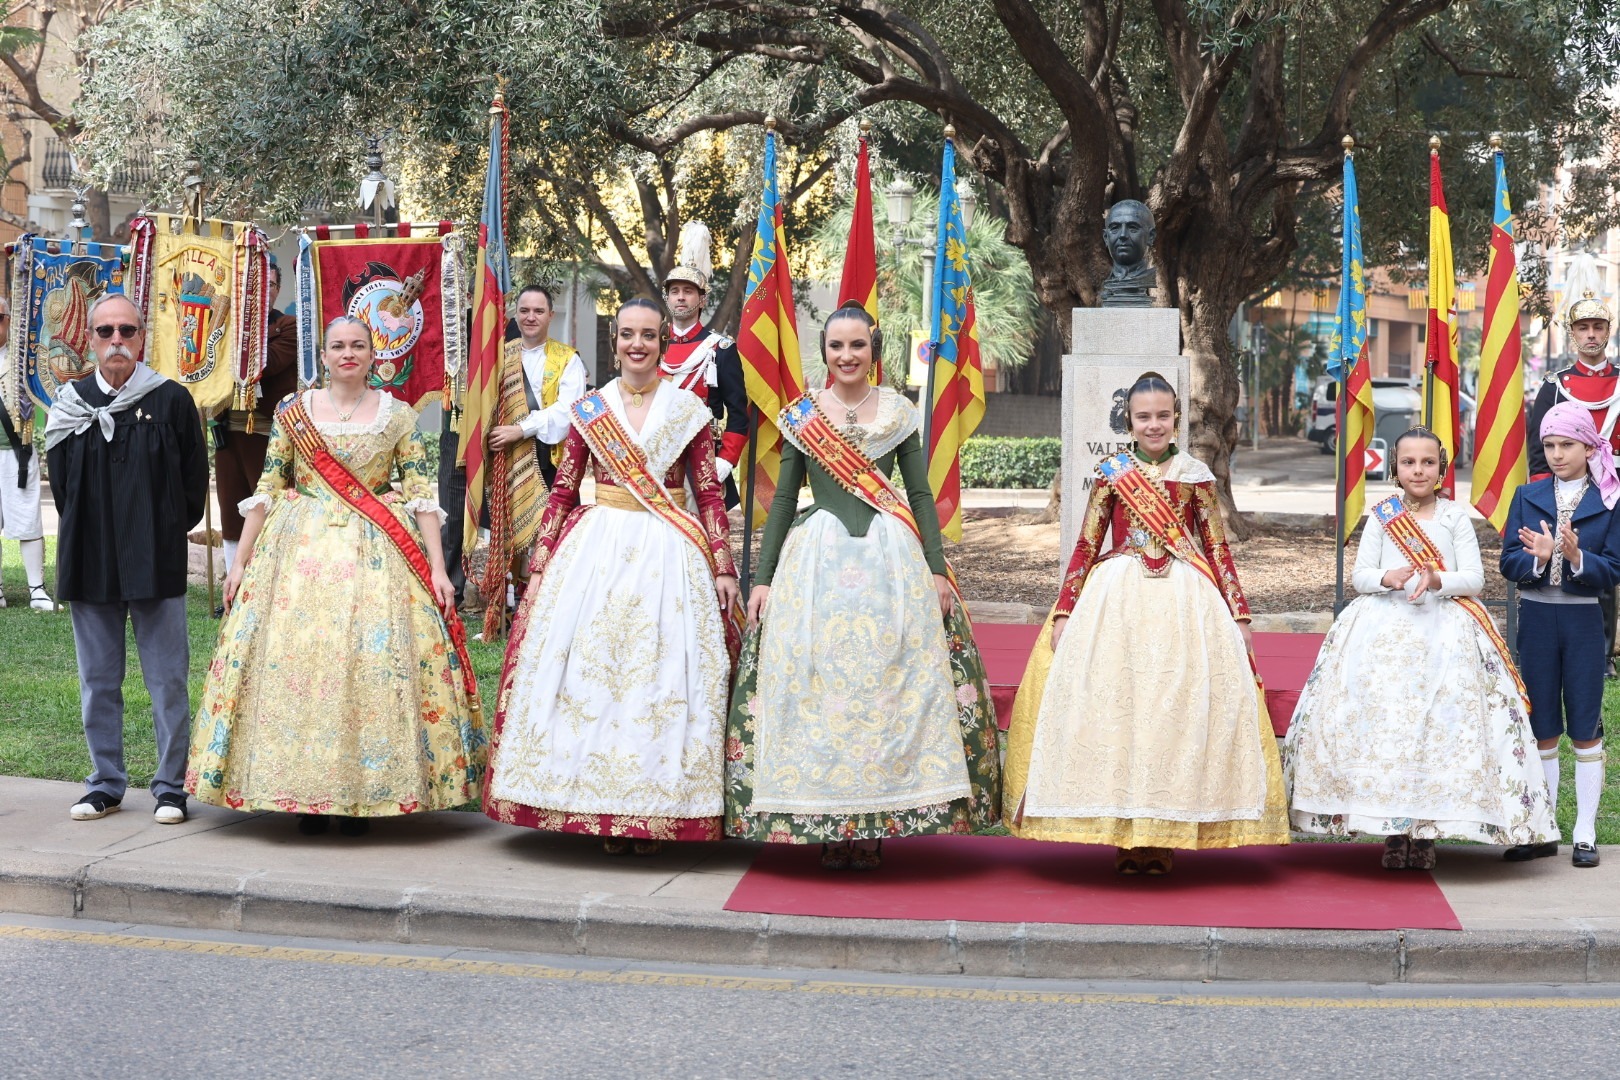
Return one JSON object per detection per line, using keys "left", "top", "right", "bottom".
{"left": 296, "top": 813, "right": 330, "bottom": 835}
{"left": 1504, "top": 841, "right": 1559, "bottom": 862}
{"left": 1573, "top": 842, "right": 1600, "bottom": 868}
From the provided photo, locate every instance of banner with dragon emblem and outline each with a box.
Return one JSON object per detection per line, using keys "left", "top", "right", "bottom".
{"left": 297, "top": 224, "right": 466, "bottom": 409}
{"left": 4, "top": 235, "right": 127, "bottom": 419}
{"left": 128, "top": 214, "right": 270, "bottom": 412}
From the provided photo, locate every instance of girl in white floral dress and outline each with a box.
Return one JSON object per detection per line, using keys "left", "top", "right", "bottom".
{"left": 1285, "top": 427, "right": 1555, "bottom": 868}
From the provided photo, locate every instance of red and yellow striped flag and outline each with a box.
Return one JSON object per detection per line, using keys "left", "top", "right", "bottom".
{"left": 736, "top": 125, "right": 808, "bottom": 523}
{"left": 458, "top": 95, "right": 511, "bottom": 556}
{"left": 1332, "top": 140, "right": 1375, "bottom": 540}
{"left": 1423, "top": 141, "right": 1461, "bottom": 498}
{"left": 1472, "top": 142, "right": 1526, "bottom": 531}
{"left": 927, "top": 132, "right": 986, "bottom": 541}
{"left": 835, "top": 128, "right": 881, "bottom": 385}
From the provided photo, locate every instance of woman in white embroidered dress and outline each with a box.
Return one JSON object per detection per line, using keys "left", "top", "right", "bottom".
{"left": 187, "top": 317, "right": 484, "bottom": 836}
{"left": 1285, "top": 427, "right": 1555, "bottom": 868}
{"left": 1003, "top": 373, "right": 1288, "bottom": 875}
{"left": 483, "top": 299, "right": 740, "bottom": 855}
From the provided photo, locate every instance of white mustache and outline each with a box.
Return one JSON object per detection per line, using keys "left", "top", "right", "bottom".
{"left": 100, "top": 345, "right": 134, "bottom": 361}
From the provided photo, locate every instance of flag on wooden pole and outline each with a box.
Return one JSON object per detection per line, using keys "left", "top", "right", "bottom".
{"left": 1472, "top": 138, "right": 1526, "bottom": 531}
{"left": 736, "top": 119, "right": 808, "bottom": 524}
{"left": 1330, "top": 138, "right": 1375, "bottom": 543}
{"left": 926, "top": 129, "right": 986, "bottom": 542}
{"left": 458, "top": 93, "right": 512, "bottom": 560}
{"left": 1423, "top": 137, "right": 1461, "bottom": 498}
{"left": 835, "top": 124, "right": 881, "bottom": 385}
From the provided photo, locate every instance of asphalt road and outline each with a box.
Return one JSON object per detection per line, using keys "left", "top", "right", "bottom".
{"left": 5, "top": 917, "right": 1617, "bottom": 1080}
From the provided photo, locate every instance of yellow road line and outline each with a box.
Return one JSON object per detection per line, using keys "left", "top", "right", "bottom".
{"left": 2, "top": 923, "right": 1615, "bottom": 1008}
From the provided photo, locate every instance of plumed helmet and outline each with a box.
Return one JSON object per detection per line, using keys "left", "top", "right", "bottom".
{"left": 663, "top": 220, "right": 713, "bottom": 292}
{"left": 1563, "top": 253, "right": 1613, "bottom": 328}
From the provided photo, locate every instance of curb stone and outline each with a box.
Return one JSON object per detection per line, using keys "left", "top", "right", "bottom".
{"left": 3, "top": 857, "right": 1618, "bottom": 983}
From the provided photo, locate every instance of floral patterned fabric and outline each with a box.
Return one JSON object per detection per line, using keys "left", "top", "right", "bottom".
{"left": 724, "top": 391, "right": 1000, "bottom": 842}
{"left": 1004, "top": 452, "right": 1288, "bottom": 849}
{"left": 187, "top": 392, "right": 485, "bottom": 816}
{"left": 484, "top": 380, "right": 733, "bottom": 840}
{"left": 1284, "top": 501, "right": 1556, "bottom": 844}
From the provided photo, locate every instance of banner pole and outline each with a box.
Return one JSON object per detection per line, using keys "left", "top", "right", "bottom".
{"left": 1334, "top": 380, "right": 1349, "bottom": 614}
{"left": 200, "top": 407, "right": 217, "bottom": 617}
{"left": 739, "top": 405, "right": 760, "bottom": 596}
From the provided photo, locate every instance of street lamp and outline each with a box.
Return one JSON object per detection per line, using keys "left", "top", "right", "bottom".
{"left": 886, "top": 177, "right": 936, "bottom": 389}
{"left": 956, "top": 177, "right": 977, "bottom": 230}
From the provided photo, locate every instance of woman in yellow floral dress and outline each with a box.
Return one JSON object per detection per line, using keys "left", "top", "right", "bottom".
{"left": 1003, "top": 373, "right": 1288, "bottom": 874}
{"left": 186, "top": 316, "right": 485, "bottom": 836}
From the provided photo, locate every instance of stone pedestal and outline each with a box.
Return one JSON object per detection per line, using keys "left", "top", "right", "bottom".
{"left": 1059, "top": 308, "right": 1188, "bottom": 575}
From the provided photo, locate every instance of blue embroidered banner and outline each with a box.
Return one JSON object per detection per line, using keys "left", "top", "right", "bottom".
{"left": 7, "top": 234, "right": 127, "bottom": 409}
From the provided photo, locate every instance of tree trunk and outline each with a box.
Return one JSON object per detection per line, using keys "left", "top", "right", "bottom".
{"left": 1180, "top": 293, "right": 1250, "bottom": 540}
{"left": 85, "top": 188, "right": 111, "bottom": 241}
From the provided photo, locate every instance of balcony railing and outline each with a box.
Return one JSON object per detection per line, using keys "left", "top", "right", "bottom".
{"left": 41, "top": 137, "right": 152, "bottom": 195}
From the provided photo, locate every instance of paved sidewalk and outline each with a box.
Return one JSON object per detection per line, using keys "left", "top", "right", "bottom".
{"left": 3, "top": 776, "right": 1619, "bottom": 983}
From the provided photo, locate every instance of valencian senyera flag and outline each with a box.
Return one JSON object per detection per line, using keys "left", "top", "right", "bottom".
{"left": 298, "top": 222, "right": 467, "bottom": 409}
{"left": 835, "top": 127, "right": 881, "bottom": 386}
{"left": 736, "top": 124, "right": 808, "bottom": 524}
{"left": 927, "top": 132, "right": 986, "bottom": 542}
{"left": 1424, "top": 142, "right": 1461, "bottom": 499}
{"left": 128, "top": 214, "right": 271, "bottom": 412}
{"left": 1472, "top": 144, "right": 1526, "bottom": 532}
{"left": 458, "top": 93, "right": 512, "bottom": 561}
{"left": 1329, "top": 141, "right": 1375, "bottom": 544}
{"left": 5, "top": 236, "right": 126, "bottom": 432}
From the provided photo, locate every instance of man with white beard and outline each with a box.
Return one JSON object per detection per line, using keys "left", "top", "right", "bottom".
{"left": 44, "top": 293, "right": 208, "bottom": 824}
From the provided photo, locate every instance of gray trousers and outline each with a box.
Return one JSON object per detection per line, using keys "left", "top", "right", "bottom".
{"left": 70, "top": 596, "right": 191, "bottom": 800}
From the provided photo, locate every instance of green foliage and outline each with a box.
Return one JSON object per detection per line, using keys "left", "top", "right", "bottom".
{"left": 806, "top": 190, "right": 1039, "bottom": 387}
{"left": 958, "top": 437, "right": 1060, "bottom": 490}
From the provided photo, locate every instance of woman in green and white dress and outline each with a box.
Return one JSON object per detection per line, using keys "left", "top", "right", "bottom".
{"left": 723, "top": 304, "right": 1000, "bottom": 869}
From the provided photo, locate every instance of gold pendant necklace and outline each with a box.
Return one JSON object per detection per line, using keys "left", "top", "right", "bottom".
{"left": 623, "top": 379, "right": 656, "bottom": 408}
{"left": 328, "top": 388, "right": 366, "bottom": 422}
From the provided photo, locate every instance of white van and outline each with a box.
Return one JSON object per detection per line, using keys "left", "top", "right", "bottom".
{"left": 1307, "top": 377, "right": 1474, "bottom": 465}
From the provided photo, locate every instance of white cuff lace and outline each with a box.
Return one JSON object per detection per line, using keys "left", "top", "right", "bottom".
{"left": 237, "top": 493, "right": 273, "bottom": 515}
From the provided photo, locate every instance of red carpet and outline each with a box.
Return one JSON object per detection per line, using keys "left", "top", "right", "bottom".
{"left": 977, "top": 624, "right": 1324, "bottom": 737}
{"left": 725, "top": 835, "right": 1461, "bottom": 931}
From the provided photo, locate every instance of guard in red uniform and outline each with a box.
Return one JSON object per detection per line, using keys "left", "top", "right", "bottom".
{"left": 1527, "top": 272, "right": 1618, "bottom": 669}
{"left": 660, "top": 221, "right": 749, "bottom": 506}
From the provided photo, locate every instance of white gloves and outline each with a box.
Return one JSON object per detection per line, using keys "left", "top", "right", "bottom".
{"left": 715, "top": 458, "right": 734, "bottom": 484}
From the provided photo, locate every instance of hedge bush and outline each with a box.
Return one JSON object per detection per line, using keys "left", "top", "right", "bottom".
{"left": 958, "top": 436, "right": 1061, "bottom": 489}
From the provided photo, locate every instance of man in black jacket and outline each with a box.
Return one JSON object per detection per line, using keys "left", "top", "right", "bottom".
{"left": 44, "top": 293, "right": 209, "bottom": 825}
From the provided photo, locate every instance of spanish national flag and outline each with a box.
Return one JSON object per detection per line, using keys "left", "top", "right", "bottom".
{"left": 926, "top": 131, "right": 986, "bottom": 542}
{"left": 1423, "top": 140, "right": 1461, "bottom": 498}
{"left": 1330, "top": 139, "right": 1375, "bottom": 543}
{"left": 835, "top": 126, "right": 881, "bottom": 385}
{"left": 736, "top": 124, "right": 808, "bottom": 524}
{"left": 1471, "top": 142, "right": 1526, "bottom": 531}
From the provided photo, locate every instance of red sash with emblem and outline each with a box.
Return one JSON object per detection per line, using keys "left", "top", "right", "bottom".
{"left": 569, "top": 391, "right": 744, "bottom": 665}
{"left": 1096, "top": 451, "right": 1223, "bottom": 597}
{"left": 278, "top": 397, "right": 480, "bottom": 716}
{"left": 1371, "top": 494, "right": 1529, "bottom": 709}
{"left": 778, "top": 393, "right": 968, "bottom": 617}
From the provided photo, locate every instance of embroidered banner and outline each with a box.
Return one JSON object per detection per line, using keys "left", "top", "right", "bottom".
{"left": 129, "top": 214, "right": 268, "bottom": 411}
{"left": 6, "top": 234, "right": 127, "bottom": 413}
{"left": 301, "top": 227, "right": 465, "bottom": 409}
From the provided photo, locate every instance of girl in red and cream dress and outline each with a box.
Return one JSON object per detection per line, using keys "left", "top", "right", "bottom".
{"left": 1003, "top": 373, "right": 1288, "bottom": 874}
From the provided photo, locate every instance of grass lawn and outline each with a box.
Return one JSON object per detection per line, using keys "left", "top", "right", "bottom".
{"left": 4, "top": 539, "right": 1620, "bottom": 845}
{"left": 0, "top": 538, "right": 504, "bottom": 788}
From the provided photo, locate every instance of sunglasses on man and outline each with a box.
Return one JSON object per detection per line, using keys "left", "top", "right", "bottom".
{"left": 93, "top": 324, "right": 141, "bottom": 339}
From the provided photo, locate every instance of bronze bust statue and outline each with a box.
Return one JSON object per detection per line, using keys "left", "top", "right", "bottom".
{"left": 1099, "top": 199, "right": 1157, "bottom": 308}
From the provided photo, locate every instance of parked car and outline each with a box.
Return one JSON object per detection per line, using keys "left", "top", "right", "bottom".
{"left": 1308, "top": 377, "right": 1475, "bottom": 465}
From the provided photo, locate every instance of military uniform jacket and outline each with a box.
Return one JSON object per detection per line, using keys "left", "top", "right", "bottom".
{"left": 1528, "top": 360, "right": 1620, "bottom": 478}
{"left": 48, "top": 377, "right": 209, "bottom": 602}
{"left": 660, "top": 322, "right": 750, "bottom": 466}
